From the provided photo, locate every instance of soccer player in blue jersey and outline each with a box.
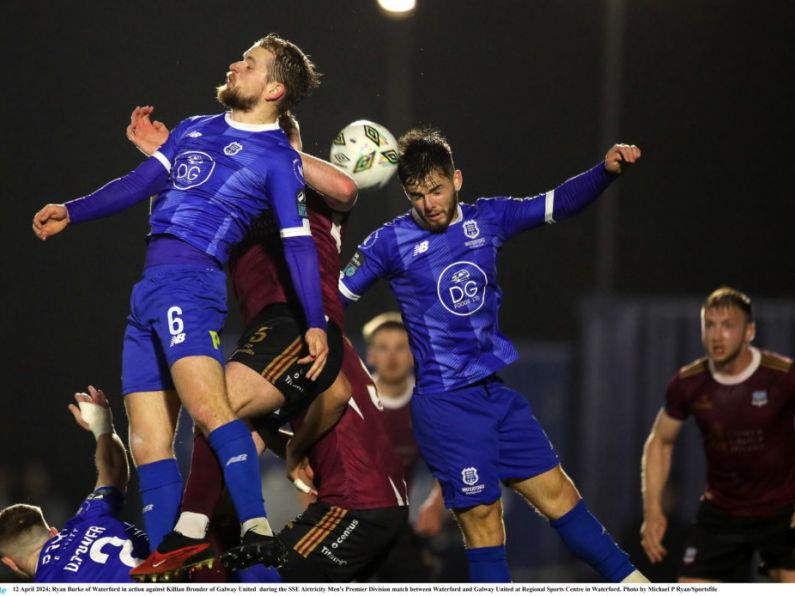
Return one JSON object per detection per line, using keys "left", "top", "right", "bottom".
{"left": 31, "top": 34, "right": 327, "bottom": 573}
{"left": 0, "top": 387, "right": 149, "bottom": 582}
{"left": 339, "top": 127, "right": 648, "bottom": 583}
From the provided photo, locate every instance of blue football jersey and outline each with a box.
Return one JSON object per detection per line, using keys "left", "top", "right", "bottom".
{"left": 35, "top": 487, "right": 149, "bottom": 583}
{"left": 340, "top": 164, "right": 614, "bottom": 394}
{"left": 149, "top": 113, "right": 310, "bottom": 265}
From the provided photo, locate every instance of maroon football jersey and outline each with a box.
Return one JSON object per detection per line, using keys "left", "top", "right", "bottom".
{"left": 229, "top": 189, "right": 347, "bottom": 327}
{"left": 380, "top": 391, "right": 420, "bottom": 488}
{"left": 294, "top": 339, "right": 409, "bottom": 509}
{"left": 665, "top": 348, "right": 795, "bottom": 516}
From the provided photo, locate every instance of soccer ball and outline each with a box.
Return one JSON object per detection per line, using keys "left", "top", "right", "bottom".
{"left": 329, "top": 120, "right": 399, "bottom": 190}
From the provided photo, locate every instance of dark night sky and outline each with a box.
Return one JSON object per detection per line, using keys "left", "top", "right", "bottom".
{"left": 2, "top": 1, "right": 793, "bottom": 496}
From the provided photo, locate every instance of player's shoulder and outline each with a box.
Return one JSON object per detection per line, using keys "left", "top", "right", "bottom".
{"left": 75, "top": 486, "right": 124, "bottom": 519}
{"left": 676, "top": 357, "right": 710, "bottom": 381}
{"left": 178, "top": 113, "right": 221, "bottom": 129}
{"left": 759, "top": 350, "right": 794, "bottom": 374}
{"left": 469, "top": 196, "right": 520, "bottom": 221}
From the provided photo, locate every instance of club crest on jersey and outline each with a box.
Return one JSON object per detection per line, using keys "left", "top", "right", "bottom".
{"left": 463, "top": 220, "right": 480, "bottom": 239}
{"left": 751, "top": 390, "right": 768, "bottom": 407}
{"left": 173, "top": 151, "right": 216, "bottom": 190}
{"left": 461, "top": 467, "right": 479, "bottom": 486}
{"left": 437, "top": 261, "right": 488, "bottom": 316}
{"left": 223, "top": 141, "right": 243, "bottom": 156}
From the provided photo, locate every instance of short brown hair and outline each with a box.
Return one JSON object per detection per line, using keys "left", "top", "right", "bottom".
{"left": 397, "top": 127, "right": 455, "bottom": 187}
{"left": 703, "top": 286, "right": 753, "bottom": 321}
{"left": 0, "top": 504, "right": 50, "bottom": 558}
{"left": 362, "top": 311, "right": 405, "bottom": 344}
{"left": 257, "top": 33, "right": 320, "bottom": 114}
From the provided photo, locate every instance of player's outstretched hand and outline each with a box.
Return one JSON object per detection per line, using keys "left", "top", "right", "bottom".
{"left": 604, "top": 143, "right": 641, "bottom": 175}
{"left": 126, "top": 105, "right": 169, "bottom": 157}
{"left": 300, "top": 328, "right": 328, "bottom": 381}
{"left": 640, "top": 510, "right": 668, "bottom": 563}
{"left": 32, "top": 204, "right": 70, "bottom": 240}
{"left": 68, "top": 386, "right": 113, "bottom": 438}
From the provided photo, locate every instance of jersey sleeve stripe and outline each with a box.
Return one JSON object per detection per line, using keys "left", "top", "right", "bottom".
{"left": 544, "top": 190, "right": 556, "bottom": 224}
{"left": 151, "top": 150, "right": 171, "bottom": 173}
{"left": 338, "top": 280, "right": 361, "bottom": 302}
{"left": 279, "top": 220, "right": 312, "bottom": 238}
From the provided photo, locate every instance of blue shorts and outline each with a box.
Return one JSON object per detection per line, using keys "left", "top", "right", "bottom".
{"left": 121, "top": 264, "right": 227, "bottom": 395}
{"left": 411, "top": 377, "right": 559, "bottom": 509}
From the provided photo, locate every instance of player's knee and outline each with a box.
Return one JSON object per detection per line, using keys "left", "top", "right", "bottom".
{"left": 454, "top": 501, "right": 504, "bottom": 547}
{"left": 128, "top": 430, "right": 173, "bottom": 466}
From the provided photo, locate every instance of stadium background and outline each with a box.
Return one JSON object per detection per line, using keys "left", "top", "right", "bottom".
{"left": 2, "top": 0, "right": 794, "bottom": 582}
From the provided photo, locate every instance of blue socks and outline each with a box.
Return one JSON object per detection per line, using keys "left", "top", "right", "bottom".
{"left": 551, "top": 499, "right": 635, "bottom": 582}
{"left": 465, "top": 545, "right": 510, "bottom": 582}
{"left": 138, "top": 458, "right": 183, "bottom": 549}
{"left": 208, "top": 420, "right": 267, "bottom": 523}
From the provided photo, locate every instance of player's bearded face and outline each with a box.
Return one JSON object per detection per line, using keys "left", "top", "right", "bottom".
{"left": 405, "top": 171, "right": 462, "bottom": 232}
{"left": 216, "top": 80, "right": 261, "bottom": 111}
{"left": 701, "top": 307, "right": 755, "bottom": 369}
{"left": 216, "top": 46, "right": 272, "bottom": 112}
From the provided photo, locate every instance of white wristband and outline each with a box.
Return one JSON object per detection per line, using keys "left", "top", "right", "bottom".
{"left": 293, "top": 478, "right": 312, "bottom": 494}
{"left": 78, "top": 401, "right": 113, "bottom": 439}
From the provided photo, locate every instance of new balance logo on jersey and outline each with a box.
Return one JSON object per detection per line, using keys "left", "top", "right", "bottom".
{"left": 170, "top": 333, "right": 186, "bottom": 347}
{"left": 413, "top": 240, "right": 429, "bottom": 256}
{"left": 226, "top": 454, "right": 248, "bottom": 466}
{"left": 224, "top": 142, "right": 243, "bottom": 156}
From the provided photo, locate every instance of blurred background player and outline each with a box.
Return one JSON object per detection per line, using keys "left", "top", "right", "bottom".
{"left": 340, "top": 127, "right": 647, "bottom": 583}
{"left": 640, "top": 287, "right": 795, "bottom": 582}
{"left": 126, "top": 107, "right": 409, "bottom": 582}
{"left": 361, "top": 312, "right": 450, "bottom": 581}
{"left": 0, "top": 387, "right": 149, "bottom": 582}
{"left": 31, "top": 34, "right": 329, "bottom": 572}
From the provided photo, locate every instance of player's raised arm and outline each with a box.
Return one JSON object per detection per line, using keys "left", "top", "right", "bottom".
{"left": 493, "top": 143, "right": 642, "bottom": 242}
{"left": 32, "top": 141, "right": 171, "bottom": 241}
{"left": 68, "top": 386, "right": 130, "bottom": 491}
{"left": 267, "top": 152, "right": 329, "bottom": 380}
{"left": 279, "top": 113, "right": 358, "bottom": 212}
{"left": 639, "top": 407, "right": 683, "bottom": 564}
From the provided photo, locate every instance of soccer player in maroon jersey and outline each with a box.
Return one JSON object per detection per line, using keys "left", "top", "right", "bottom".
{"left": 127, "top": 108, "right": 409, "bottom": 581}
{"left": 361, "top": 312, "right": 449, "bottom": 581}
{"left": 640, "top": 287, "right": 795, "bottom": 582}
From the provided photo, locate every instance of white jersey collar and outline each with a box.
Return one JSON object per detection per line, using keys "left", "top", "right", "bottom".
{"left": 224, "top": 112, "right": 281, "bottom": 132}
{"left": 377, "top": 378, "right": 414, "bottom": 410}
{"left": 709, "top": 346, "right": 760, "bottom": 385}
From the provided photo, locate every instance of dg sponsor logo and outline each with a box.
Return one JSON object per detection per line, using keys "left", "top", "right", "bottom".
{"left": 436, "top": 261, "right": 487, "bottom": 316}
{"left": 172, "top": 151, "right": 215, "bottom": 190}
